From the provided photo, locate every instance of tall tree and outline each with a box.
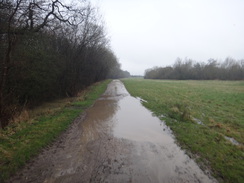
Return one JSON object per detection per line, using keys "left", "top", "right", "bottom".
{"left": 0, "top": 0, "right": 125, "bottom": 128}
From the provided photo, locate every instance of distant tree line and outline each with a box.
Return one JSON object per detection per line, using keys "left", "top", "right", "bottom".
{"left": 0, "top": 0, "right": 129, "bottom": 128}
{"left": 144, "top": 57, "right": 244, "bottom": 80}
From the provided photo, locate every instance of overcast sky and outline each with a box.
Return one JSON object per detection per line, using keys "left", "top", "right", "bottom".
{"left": 91, "top": 0, "right": 244, "bottom": 75}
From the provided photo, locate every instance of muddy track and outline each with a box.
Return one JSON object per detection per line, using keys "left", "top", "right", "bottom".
{"left": 7, "top": 80, "right": 217, "bottom": 183}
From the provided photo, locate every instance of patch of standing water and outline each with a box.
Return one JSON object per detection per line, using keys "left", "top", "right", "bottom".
{"left": 191, "top": 116, "right": 240, "bottom": 146}
{"left": 159, "top": 114, "right": 166, "bottom": 118}
{"left": 192, "top": 117, "right": 204, "bottom": 125}
{"left": 224, "top": 136, "right": 240, "bottom": 146}
{"left": 113, "top": 95, "right": 173, "bottom": 142}
{"left": 136, "top": 96, "right": 148, "bottom": 103}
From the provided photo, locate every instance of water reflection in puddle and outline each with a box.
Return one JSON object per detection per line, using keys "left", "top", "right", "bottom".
{"left": 113, "top": 95, "right": 173, "bottom": 143}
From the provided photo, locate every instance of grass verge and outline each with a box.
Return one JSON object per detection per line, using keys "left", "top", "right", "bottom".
{"left": 0, "top": 80, "right": 110, "bottom": 182}
{"left": 122, "top": 78, "right": 244, "bottom": 183}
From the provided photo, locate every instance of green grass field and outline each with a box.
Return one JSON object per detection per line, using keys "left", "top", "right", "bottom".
{"left": 122, "top": 78, "right": 244, "bottom": 183}
{"left": 0, "top": 80, "right": 110, "bottom": 182}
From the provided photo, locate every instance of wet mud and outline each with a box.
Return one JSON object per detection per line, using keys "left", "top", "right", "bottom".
{"left": 7, "top": 80, "right": 216, "bottom": 183}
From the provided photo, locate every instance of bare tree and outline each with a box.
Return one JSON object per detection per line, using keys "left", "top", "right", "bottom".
{"left": 144, "top": 57, "right": 244, "bottom": 80}
{"left": 0, "top": 0, "right": 87, "bottom": 128}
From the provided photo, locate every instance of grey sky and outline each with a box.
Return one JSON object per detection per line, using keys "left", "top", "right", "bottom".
{"left": 91, "top": 0, "right": 244, "bottom": 75}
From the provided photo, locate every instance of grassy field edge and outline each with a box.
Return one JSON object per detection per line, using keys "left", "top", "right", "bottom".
{"left": 0, "top": 80, "right": 111, "bottom": 182}
{"left": 122, "top": 78, "right": 244, "bottom": 183}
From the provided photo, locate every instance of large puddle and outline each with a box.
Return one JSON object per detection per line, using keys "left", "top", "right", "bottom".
{"left": 113, "top": 94, "right": 173, "bottom": 143}
{"left": 86, "top": 80, "right": 216, "bottom": 183}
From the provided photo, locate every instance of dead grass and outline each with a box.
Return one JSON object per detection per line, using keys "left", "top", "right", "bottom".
{"left": 9, "top": 91, "right": 88, "bottom": 128}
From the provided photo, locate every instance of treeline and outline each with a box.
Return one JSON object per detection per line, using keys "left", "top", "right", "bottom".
{"left": 145, "top": 57, "right": 244, "bottom": 80}
{"left": 0, "top": 0, "right": 129, "bottom": 128}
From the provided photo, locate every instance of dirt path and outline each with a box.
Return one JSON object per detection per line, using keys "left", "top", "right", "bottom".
{"left": 8, "top": 80, "right": 216, "bottom": 183}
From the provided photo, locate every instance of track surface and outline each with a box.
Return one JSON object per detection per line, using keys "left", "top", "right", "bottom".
{"left": 8, "top": 80, "right": 216, "bottom": 183}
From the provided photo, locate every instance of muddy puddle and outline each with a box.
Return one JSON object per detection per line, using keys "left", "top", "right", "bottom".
{"left": 8, "top": 80, "right": 216, "bottom": 183}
